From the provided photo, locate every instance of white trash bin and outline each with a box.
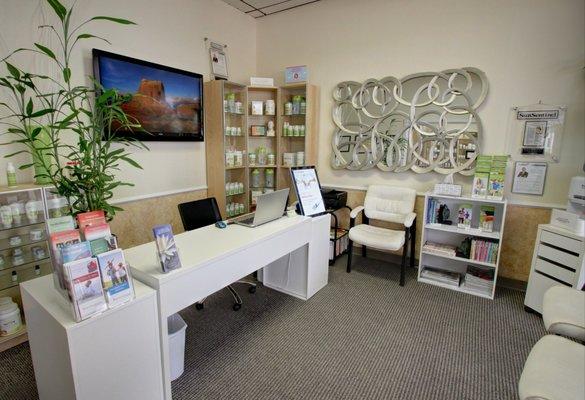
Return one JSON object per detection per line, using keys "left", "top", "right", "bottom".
{"left": 168, "top": 313, "right": 187, "bottom": 381}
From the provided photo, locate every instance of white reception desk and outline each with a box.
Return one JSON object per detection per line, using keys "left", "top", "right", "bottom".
{"left": 125, "top": 214, "right": 330, "bottom": 399}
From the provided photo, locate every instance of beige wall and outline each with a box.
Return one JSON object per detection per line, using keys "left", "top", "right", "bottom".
{"left": 0, "top": 0, "right": 257, "bottom": 201}
{"left": 110, "top": 189, "right": 207, "bottom": 249}
{"left": 256, "top": 0, "right": 585, "bottom": 207}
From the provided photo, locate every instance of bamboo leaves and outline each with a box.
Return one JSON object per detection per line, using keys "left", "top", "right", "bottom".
{"left": 0, "top": 0, "right": 143, "bottom": 219}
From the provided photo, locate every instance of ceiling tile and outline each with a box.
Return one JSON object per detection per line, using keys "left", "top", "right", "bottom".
{"left": 248, "top": 10, "right": 265, "bottom": 18}
{"left": 221, "top": 0, "right": 255, "bottom": 13}
{"left": 262, "top": 0, "right": 318, "bottom": 15}
{"left": 246, "top": 0, "right": 283, "bottom": 8}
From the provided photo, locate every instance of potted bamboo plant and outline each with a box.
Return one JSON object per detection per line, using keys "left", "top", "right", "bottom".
{"left": 0, "top": 0, "right": 147, "bottom": 219}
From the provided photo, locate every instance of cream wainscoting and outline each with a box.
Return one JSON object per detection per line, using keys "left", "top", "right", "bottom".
{"left": 329, "top": 188, "right": 551, "bottom": 282}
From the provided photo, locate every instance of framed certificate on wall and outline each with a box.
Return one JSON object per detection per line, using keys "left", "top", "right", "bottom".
{"left": 512, "top": 162, "right": 547, "bottom": 195}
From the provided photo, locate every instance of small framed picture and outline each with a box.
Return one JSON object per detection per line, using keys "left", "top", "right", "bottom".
{"left": 209, "top": 43, "right": 228, "bottom": 80}
{"left": 251, "top": 101, "right": 263, "bottom": 115}
{"left": 250, "top": 125, "right": 266, "bottom": 136}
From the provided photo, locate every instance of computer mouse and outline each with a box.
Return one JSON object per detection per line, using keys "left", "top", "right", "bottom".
{"left": 215, "top": 221, "right": 227, "bottom": 229}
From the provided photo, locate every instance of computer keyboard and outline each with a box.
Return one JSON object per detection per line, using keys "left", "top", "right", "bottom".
{"left": 238, "top": 216, "right": 255, "bottom": 225}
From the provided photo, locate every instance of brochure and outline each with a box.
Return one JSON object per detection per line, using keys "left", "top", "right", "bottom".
{"left": 77, "top": 210, "right": 106, "bottom": 230}
{"left": 61, "top": 241, "right": 92, "bottom": 264}
{"left": 63, "top": 257, "right": 107, "bottom": 321}
{"left": 90, "top": 235, "right": 118, "bottom": 256}
{"left": 153, "top": 224, "right": 182, "bottom": 272}
{"left": 46, "top": 215, "right": 75, "bottom": 234}
{"left": 96, "top": 249, "right": 134, "bottom": 308}
{"left": 83, "top": 222, "right": 111, "bottom": 241}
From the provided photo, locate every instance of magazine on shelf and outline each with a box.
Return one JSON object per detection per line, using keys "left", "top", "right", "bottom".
{"left": 96, "top": 249, "right": 134, "bottom": 308}
{"left": 420, "top": 266, "right": 462, "bottom": 287}
{"left": 422, "top": 241, "right": 457, "bottom": 257}
{"left": 153, "top": 224, "right": 182, "bottom": 272}
{"left": 464, "top": 264, "right": 494, "bottom": 295}
{"left": 64, "top": 257, "right": 107, "bottom": 321}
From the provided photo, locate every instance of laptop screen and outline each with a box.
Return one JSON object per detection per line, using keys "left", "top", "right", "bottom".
{"left": 290, "top": 166, "right": 326, "bottom": 216}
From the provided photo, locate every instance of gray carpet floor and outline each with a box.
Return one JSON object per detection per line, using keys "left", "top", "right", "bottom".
{"left": 0, "top": 255, "right": 545, "bottom": 400}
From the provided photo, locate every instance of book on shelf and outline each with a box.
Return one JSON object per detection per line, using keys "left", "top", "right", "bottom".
{"left": 463, "top": 264, "right": 494, "bottom": 295}
{"left": 457, "top": 204, "right": 473, "bottom": 229}
{"left": 422, "top": 241, "right": 457, "bottom": 257}
{"left": 96, "top": 249, "right": 134, "bottom": 308}
{"left": 469, "top": 238, "right": 499, "bottom": 264}
{"left": 153, "top": 224, "right": 182, "bottom": 272}
{"left": 420, "top": 266, "right": 462, "bottom": 287}
{"left": 63, "top": 257, "right": 107, "bottom": 321}
{"left": 479, "top": 206, "right": 495, "bottom": 232}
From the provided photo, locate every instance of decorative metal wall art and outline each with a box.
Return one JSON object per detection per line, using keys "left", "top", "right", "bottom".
{"left": 331, "top": 68, "right": 488, "bottom": 175}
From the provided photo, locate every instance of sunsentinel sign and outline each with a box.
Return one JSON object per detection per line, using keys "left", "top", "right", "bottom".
{"left": 516, "top": 110, "right": 559, "bottom": 120}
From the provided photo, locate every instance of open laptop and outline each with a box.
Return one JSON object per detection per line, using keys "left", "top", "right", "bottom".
{"left": 234, "top": 188, "right": 290, "bottom": 228}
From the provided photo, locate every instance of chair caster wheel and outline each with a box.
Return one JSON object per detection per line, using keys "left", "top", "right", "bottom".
{"left": 248, "top": 286, "right": 257, "bottom": 294}
{"left": 195, "top": 303, "right": 204, "bottom": 310}
{"left": 233, "top": 303, "right": 241, "bottom": 311}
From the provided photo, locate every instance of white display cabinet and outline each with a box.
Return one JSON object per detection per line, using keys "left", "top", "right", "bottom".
{"left": 418, "top": 193, "right": 508, "bottom": 299}
{"left": 0, "top": 184, "right": 53, "bottom": 351}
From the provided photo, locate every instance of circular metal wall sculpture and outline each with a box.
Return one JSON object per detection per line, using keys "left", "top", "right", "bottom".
{"left": 331, "top": 67, "right": 488, "bottom": 175}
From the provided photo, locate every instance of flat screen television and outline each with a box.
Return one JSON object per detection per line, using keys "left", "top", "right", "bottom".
{"left": 92, "top": 49, "right": 204, "bottom": 141}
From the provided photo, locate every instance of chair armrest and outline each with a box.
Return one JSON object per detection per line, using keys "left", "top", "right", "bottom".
{"left": 404, "top": 212, "right": 417, "bottom": 228}
{"left": 350, "top": 206, "right": 364, "bottom": 219}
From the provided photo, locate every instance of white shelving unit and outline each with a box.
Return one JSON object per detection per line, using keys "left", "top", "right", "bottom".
{"left": 417, "top": 193, "right": 508, "bottom": 299}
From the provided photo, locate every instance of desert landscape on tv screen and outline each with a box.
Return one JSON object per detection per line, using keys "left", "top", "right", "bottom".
{"left": 99, "top": 56, "right": 201, "bottom": 135}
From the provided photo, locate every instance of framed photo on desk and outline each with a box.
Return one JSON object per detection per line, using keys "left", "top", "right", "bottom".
{"left": 290, "top": 166, "right": 326, "bottom": 217}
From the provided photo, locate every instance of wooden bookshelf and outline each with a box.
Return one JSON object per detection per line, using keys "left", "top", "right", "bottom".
{"left": 277, "top": 83, "right": 320, "bottom": 204}
{"left": 205, "top": 81, "right": 320, "bottom": 217}
{"left": 204, "top": 81, "right": 249, "bottom": 219}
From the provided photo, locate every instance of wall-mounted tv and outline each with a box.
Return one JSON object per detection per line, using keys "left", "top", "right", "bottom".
{"left": 92, "top": 49, "right": 204, "bottom": 141}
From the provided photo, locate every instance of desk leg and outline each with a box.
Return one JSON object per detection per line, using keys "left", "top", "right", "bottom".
{"left": 157, "top": 294, "right": 173, "bottom": 399}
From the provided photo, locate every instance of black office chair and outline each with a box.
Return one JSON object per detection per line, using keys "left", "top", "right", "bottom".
{"left": 178, "top": 197, "right": 257, "bottom": 311}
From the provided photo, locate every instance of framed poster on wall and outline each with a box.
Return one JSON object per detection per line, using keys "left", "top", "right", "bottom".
{"left": 512, "top": 162, "right": 547, "bottom": 195}
{"left": 506, "top": 104, "right": 566, "bottom": 163}
{"left": 209, "top": 41, "right": 228, "bottom": 80}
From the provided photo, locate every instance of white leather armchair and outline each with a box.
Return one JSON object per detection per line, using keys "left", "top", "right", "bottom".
{"left": 347, "top": 185, "right": 417, "bottom": 286}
